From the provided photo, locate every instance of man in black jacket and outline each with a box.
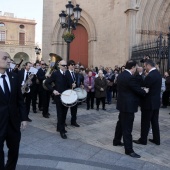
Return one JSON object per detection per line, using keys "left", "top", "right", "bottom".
{"left": 113, "top": 60, "right": 147, "bottom": 158}
{"left": 0, "top": 51, "right": 27, "bottom": 170}
{"left": 65, "top": 60, "right": 82, "bottom": 127}
{"left": 18, "top": 62, "right": 32, "bottom": 122}
{"left": 133, "top": 59, "right": 162, "bottom": 145}
{"left": 45, "top": 60, "right": 68, "bottom": 139}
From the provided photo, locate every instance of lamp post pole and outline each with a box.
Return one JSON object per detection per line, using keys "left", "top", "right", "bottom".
{"left": 35, "top": 46, "right": 41, "bottom": 62}
{"left": 59, "top": 1, "right": 82, "bottom": 61}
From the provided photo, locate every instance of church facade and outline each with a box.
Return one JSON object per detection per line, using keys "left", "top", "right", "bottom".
{"left": 42, "top": 0, "right": 170, "bottom": 68}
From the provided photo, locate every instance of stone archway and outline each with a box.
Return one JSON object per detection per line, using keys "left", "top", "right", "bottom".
{"left": 136, "top": 0, "right": 170, "bottom": 42}
{"left": 51, "top": 9, "right": 97, "bottom": 67}
{"left": 13, "top": 52, "right": 29, "bottom": 64}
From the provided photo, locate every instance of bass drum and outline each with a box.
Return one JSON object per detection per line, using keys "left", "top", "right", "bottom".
{"left": 61, "top": 89, "right": 78, "bottom": 107}
{"left": 74, "top": 88, "right": 87, "bottom": 102}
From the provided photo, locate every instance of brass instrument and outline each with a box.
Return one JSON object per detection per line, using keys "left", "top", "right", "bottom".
{"left": 14, "top": 58, "right": 23, "bottom": 70}
{"left": 21, "top": 74, "right": 34, "bottom": 94}
{"left": 42, "top": 53, "right": 62, "bottom": 90}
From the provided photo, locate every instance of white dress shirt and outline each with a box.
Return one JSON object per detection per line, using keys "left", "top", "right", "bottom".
{"left": 0, "top": 72, "right": 11, "bottom": 92}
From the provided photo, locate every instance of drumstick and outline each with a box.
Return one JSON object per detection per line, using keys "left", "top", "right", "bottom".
{"left": 70, "top": 81, "right": 76, "bottom": 95}
{"left": 61, "top": 93, "right": 70, "bottom": 96}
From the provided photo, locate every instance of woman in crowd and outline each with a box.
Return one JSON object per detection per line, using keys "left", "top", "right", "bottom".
{"left": 161, "top": 71, "right": 170, "bottom": 108}
{"left": 84, "top": 70, "right": 95, "bottom": 110}
{"left": 105, "top": 68, "right": 115, "bottom": 104}
{"left": 95, "top": 70, "right": 107, "bottom": 111}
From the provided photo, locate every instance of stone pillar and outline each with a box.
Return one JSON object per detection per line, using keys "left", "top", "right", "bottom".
{"left": 125, "top": 0, "right": 138, "bottom": 58}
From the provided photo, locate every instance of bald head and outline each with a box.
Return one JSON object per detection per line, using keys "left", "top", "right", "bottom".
{"left": 0, "top": 51, "right": 10, "bottom": 73}
{"left": 59, "top": 60, "right": 67, "bottom": 71}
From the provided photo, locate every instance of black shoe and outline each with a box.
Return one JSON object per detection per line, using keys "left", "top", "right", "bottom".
{"left": 102, "top": 108, "right": 106, "bottom": 111}
{"left": 91, "top": 107, "right": 94, "bottom": 109}
{"left": 126, "top": 152, "right": 141, "bottom": 158}
{"left": 113, "top": 142, "right": 124, "bottom": 146}
{"left": 56, "top": 129, "right": 67, "bottom": 133}
{"left": 48, "top": 113, "right": 50, "bottom": 116}
{"left": 86, "top": 108, "right": 89, "bottom": 110}
{"left": 65, "top": 123, "right": 67, "bottom": 127}
{"left": 96, "top": 108, "right": 99, "bottom": 111}
{"left": 133, "top": 140, "right": 147, "bottom": 145}
{"left": 52, "top": 101, "right": 56, "bottom": 104}
{"left": 149, "top": 139, "right": 160, "bottom": 145}
{"left": 33, "top": 110, "right": 37, "bottom": 113}
{"left": 27, "top": 118, "right": 32, "bottom": 122}
{"left": 71, "top": 122, "right": 80, "bottom": 127}
{"left": 161, "top": 105, "right": 167, "bottom": 108}
{"left": 43, "top": 114, "right": 49, "bottom": 118}
{"left": 60, "top": 132, "right": 67, "bottom": 139}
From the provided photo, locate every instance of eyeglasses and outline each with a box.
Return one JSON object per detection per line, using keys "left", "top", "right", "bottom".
{"left": 41, "top": 64, "right": 45, "bottom": 65}
{"left": 71, "top": 64, "right": 75, "bottom": 66}
{"left": 61, "top": 65, "right": 67, "bottom": 67}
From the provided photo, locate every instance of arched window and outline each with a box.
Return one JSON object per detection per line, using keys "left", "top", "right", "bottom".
{"left": 0, "top": 22, "right": 5, "bottom": 27}
{"left": 0, "top": 31, "right": 5, "bottom": 44}
{"left": 19, "top": 24, "right": 25, "bottom": 29}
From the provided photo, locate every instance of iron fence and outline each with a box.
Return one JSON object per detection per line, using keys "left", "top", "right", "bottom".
{"left": 131, "top": 28, "right": 170, "bottom": 75}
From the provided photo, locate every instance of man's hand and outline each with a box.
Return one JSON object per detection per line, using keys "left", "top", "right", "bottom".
{"left": 88, "top": 86, "right": 92, "bottom": 89}
{"left": 80, "top": 85, "right": 84, "bottom": 89}
{"left": 144, "top": 88, "right": 149, "bottom": 93}
{"left": 20, "top": 121, "right": 27, "bottom": 130}
{"left": 72, "top": 82, "right": 76, "bottom": 88}
{"left": 53, "top": 90, "right": 60, "bottom": 95}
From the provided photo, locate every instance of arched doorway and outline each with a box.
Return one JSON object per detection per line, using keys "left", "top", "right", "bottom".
{"left": 70, "top": 24, "right": 88, "bottom": 67}
{"left": 13, "top": 52, "right": 29, "bottom": 64}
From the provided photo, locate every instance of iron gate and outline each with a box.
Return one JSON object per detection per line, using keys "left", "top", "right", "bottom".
{"left": 131, "top": 28, "right": 170, "bottom": 75}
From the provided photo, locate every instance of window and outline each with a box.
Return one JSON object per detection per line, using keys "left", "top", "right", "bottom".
{"left": 19, "top": 33, "right": 25, "bottom": 45}
{"left": 0, "top": 31, "right": 5, "bottom": 44}
{"left": 0, "top": 22, "right": 5, "bottom": 27}
{"left": 19, "top": 24, "right": 25, "bottom": 29}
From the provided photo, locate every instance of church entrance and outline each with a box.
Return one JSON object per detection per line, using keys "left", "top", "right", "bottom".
{"left": 70, "top": 24, "right": 88, "bottom": 68}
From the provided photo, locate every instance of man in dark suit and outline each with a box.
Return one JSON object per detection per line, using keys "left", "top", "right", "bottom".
{"left": 65, "top": 60, "right": 82, "bottom": 127}
{"left": 45, "top": 60, "right": 68, "bottom": 139}
{"left": 37, "top": 61, "right": 51, "bottom": 118}
{"left": 113, "top": 60, "right": 147, "bottom": 158}
{"left": 133, "top": 59, "right": 162, "bottom": 145}
{"left": 18, "top": 62, "right": 32, "bottom": 122}
{"left": 0, "top": 51, "right": 27, "bottom": 170}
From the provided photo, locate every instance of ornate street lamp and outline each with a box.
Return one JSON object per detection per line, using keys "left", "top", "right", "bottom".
{"left": 59, "top": 1, "right": 82, "bottom": 61}
{"left": 35, "top": 46, "right": 41, "bottom": 62}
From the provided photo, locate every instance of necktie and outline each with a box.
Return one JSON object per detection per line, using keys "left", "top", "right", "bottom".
{"left": 71, "top": 72, "right": 76, "bottom": 82}
{"left": 26, "top": 72, "right": 29, "bottom": 80}
{"left": 1, "top": 75, "right": 10, "bottom": 99}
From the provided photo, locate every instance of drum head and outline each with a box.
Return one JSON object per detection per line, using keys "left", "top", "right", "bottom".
{"left": 74, "top": 88, "right": 87, "bottom": 101}
{"left": 61, "top": 90, "right": 78, "bottom": 106}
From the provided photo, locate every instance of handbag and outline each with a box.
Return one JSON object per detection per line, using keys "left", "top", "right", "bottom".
{"left": 107, "top": 81, "right": 113, "bottom": 86}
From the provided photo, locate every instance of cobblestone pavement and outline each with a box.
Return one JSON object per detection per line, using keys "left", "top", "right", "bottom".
{"left": 6, "top": 99, "right": 170, "bottom": 169}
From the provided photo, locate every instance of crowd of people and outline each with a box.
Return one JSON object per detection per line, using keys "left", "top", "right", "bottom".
{"left": 0, "top": 50, "right": 169, "bottom": 169}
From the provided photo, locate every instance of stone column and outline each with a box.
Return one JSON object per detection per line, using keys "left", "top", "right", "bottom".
{"left": 125, "top": 0, "right": 138, "bottom": 58}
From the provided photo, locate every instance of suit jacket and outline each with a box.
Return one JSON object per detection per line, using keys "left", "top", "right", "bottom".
{"left": 116, "top": 70, "right": 146, "bottom": 113}
{"left": 45, "top": 70, "right": 68, "bottom": 94}
{"left": 37, "top": 68, "right": 46, "bottom": 84}
{"left": 0, "top": 72, "right": 27, "bottom": 136}
{"left": 141, "top": 69, "right": 162, "bottom": 110}
{"left": 65, "top": 70, "right": 80, "bottom": 89}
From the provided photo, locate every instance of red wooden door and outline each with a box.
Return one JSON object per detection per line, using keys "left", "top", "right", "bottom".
{"left": 70, "top": 25, "right": 88, "bottom": 68}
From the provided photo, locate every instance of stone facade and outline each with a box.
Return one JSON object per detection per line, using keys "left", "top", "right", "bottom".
{"left": 42, "top": 0, "right": 170, "bottom": 68}
{"left": 0, "top": 12, "right": 36, "bottom": 63}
